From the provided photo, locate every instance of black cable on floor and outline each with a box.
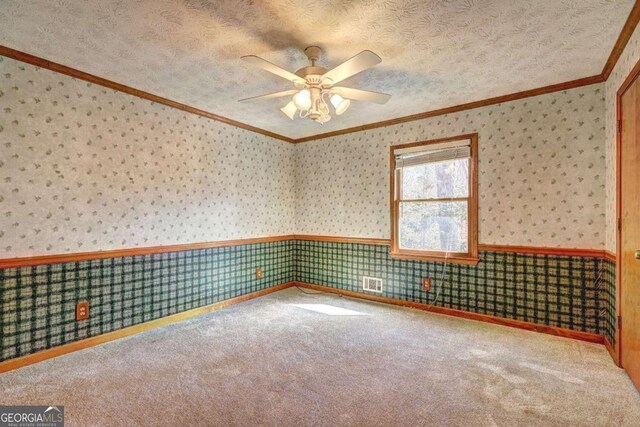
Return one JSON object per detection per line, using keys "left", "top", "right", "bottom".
{"left": 294, "top": 286, "right": 326, "bottom": 295}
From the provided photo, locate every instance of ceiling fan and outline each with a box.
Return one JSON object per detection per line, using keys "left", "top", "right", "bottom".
{"left": 239, "top": 46, "right": 391, "bottom": 124}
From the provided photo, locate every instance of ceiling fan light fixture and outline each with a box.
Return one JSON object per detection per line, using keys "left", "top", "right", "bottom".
{"left": 280, "top": 101, "right": 297, "bottom": 120}
{"left": 240, "top": 47, "right": 390, "bottom": 125}
{"left": 293, "top": 89, "right": 311, "bottom": 111}
{"left": 331, "top": 94, "right": 350, "bottom": 115}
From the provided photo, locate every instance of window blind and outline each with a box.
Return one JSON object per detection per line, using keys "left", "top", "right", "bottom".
{"left": 395, "top": 145, "right": 470, "bottom": 169}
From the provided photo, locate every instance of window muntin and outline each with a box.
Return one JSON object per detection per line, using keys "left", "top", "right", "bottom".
{"left": 391, "top": 135, "right": 478, "bottom": 264}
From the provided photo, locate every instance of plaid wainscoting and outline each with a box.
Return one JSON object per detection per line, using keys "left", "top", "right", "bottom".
{"left": 0, "top": 238, "right": 616, "bottom": 363}
{"left": 0, "top": 241, "right": 294, "bottom": 362}
{"left": 598, "top": 258, "right": 617, "bottom": 347}
{"left": 294, "top": 240, "right": 615, "bottom": 338}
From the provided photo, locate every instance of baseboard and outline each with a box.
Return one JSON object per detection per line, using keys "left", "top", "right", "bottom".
{"left": 0, "top": 280, "right": 608, "bottom": 374}
{"left": 0, "top": 282, "right": 295, "bottom": 374}
{"left": 293, "top": 282, "right": 605, "bottom": 345}
{"left": 604, "top": 337, "right": 619, "bottom": 366}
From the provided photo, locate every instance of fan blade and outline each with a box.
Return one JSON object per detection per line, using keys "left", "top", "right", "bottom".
{"left": 239, "top": 89, "right": 298, "bottom": 103}
{"left": 241, "top": 55, "right": 305, "bottom": 83}
{"left": 321, "top": 50, "right": 382, "bottom": 85}
{"left": 331, "top": 87, "right": 391, "bottom": 104}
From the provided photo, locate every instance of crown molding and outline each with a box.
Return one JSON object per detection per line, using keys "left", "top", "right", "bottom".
{"left": 292, "top": 75, "right": 604, "bottom": 143}
{"left": 2, "top": 0, "right": 638, "bottom": 145}
{"left": 601, "top": 0, "right": 640, "bottom": 80}
{"left": 0, "top": 45, "right": 295, "bottom": 143}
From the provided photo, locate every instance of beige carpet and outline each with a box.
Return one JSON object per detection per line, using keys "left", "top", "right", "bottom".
{"left": 1, "top": 287, "right": 639, "bottom": 426}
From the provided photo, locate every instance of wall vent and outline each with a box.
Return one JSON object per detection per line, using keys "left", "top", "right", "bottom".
{"left": 363, "top": 276, "right": 383, "bottom": 293}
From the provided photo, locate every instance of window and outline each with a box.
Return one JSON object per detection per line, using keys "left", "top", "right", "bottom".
{"left": 390, "top": 134, "right": 479, "bottom": 265}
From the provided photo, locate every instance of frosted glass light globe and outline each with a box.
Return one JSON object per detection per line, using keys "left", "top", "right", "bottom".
{"left": 293, "top": 89, "right": 311, "bottom": 110}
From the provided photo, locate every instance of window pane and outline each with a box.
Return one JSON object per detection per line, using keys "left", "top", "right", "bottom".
{"left": 399, "top": 201, "right": 468, "bottom": 252}
{"left": 401, "top": 158, "right": 469, "bottom": 199}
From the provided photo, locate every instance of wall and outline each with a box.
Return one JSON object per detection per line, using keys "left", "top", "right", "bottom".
{"left": 0, "top": 56, "right": 298, "bottom": 364}
{"left": 295, "top": 85, "right": 606, "bottom": 250}
{"left": 0, "top": 53, "right": 617, "bottom": 364}
{"left": 293, "top": 84, "right": 614, "bottom": 346}
{"left": 0, "top": 56, "right": 295, "bottom": 258}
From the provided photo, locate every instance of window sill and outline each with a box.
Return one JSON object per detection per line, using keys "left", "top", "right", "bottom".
{"left": 389, "top": 251, "right": 480, "bottom": 266}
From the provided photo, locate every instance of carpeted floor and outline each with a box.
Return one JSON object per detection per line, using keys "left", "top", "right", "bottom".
{"left": 1, "top": 287, "right": 639, "bottom": 426}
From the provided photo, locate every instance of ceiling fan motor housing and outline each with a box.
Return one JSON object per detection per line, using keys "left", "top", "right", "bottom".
{"left": 296, "top": 46, "right": 331, "bottom": 87}
{"left": 295, "top": 67, "right": 329, "bottom": 86}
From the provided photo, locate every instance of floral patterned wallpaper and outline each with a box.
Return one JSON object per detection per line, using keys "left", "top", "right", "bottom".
{"left": 604, "top": 22, "right": 640, "bottom": 253}
{"left": 0, "top": 56, "right": 296, "bottom": 258}
{"left": 0, "top": 52, "right": 611, "bottom": 256}
{"left": 295, "top": 85, "right": 607, "bottom": 249}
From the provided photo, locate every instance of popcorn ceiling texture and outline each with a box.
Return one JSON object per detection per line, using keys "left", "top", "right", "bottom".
{"left": 0, "top": 0, "right": 632, "bottom": 139}
{"left": 0, "top": 57, "right": 295, "bottom": 258}
{"left": 295, "top": 85, "right": 607, "bottom": 249}
{"left": 604, "top": 20, "right": 640, "bottom": 253}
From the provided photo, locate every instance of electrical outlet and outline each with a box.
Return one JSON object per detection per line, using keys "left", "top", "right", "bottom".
{"left": 256, "top": 268, "right": 263, "bottom": 279}
{"left": 76, "top": 301, "right": 89, "bottom": 321}
{"left": 422, "top": 278, "right": 432, "bottom": 292}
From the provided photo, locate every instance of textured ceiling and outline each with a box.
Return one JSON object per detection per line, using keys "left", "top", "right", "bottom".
{"left": 0, "top": 0, "right": 634, "bottom": 139}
